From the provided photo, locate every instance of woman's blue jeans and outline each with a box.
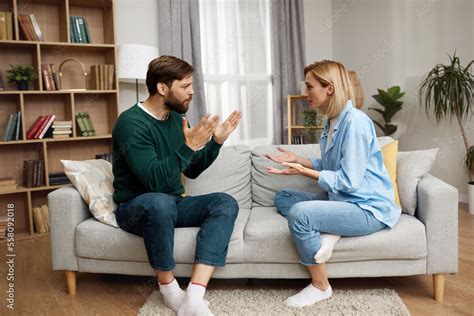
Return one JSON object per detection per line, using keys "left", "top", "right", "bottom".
{"left": 274, "top": 189, "right": 386, "bottom": 266}
{"left": 115, "top": 192, "right": 239, "bottom": 272}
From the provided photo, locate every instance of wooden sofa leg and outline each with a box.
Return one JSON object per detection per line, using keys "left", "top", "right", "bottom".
{"left": 65, "top": 271, "right": 77, "bottom": 295}
{"left": 433, "top": 274, "right": 444, "bottom": 302}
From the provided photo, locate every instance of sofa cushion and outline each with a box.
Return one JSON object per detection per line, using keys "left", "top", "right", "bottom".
{"left": 75, "top": 209, "right": 250, "bottom": 264}
{"left": 380, "top": 140, "right": 401, "bottom": 208}
{"left": 244, "top": 207, "right": 426, "bottom": 263}
{"left": 251, "top": 144, "right": 325, "bottom": 207}
{"left": 185, "top": 145, "right": 252, "bottom": 209}
{"left": 61, "top": 159, "right": 118, "bottom": 227}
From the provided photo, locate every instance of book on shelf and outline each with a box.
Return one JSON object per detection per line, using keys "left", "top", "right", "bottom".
{"left": 33, "top": 204, "right": 49, "bottom": 234}
{"left": 49, "top": 172, "right": 71, "bottom": 185}
{"left": 0, "top": 71, "right": 4, "bottom": 91}
{"left": 0, "top": 215, "right": 7, "bottom": 240}
{"left": 0, "top": 12, "right": 13, "bottom": 40}
{"left": 18, "top": 14, "right": 43, "bottom": 41}
{"left": 89, "top": 64, "right": 114, "bottom": 90}
{"left": 52, "top": 120, "right": 72, "bottom": 138}
{"left": 41, "top": 63, "right": 59, "bottom": 91}
{"left": 1, "top": 111, "right": 22, "bottom": 142}
{"left": 26, "top": 115, "right": 56, "bottom": 139}
{"left": 0, "top": 177, "right": 17, "bottom": 192}
{"left": 75, "top": 112, "right": 96, "bottom": 136}
{"left": 23, "top": 159, "right": 44, "bottom": 188}
{"left": 96, "top": 153, "right": 112, "bottom": 163}
{"left": 292, "top": 135, "right": 304, "bottom": 144}
{"left": 70, "top": 16, "right": 91, "bottom": 43}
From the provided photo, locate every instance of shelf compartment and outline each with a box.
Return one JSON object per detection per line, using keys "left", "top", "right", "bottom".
{"left": 0, "top": 41, "right": 40, "bottom": 90}
{"left": 68, "top": 0, "right": 114, "bottom": 44}
{"left": 74, "top": 93, "right": 117, "bottom": 136}
{"left": 0, "top": 192, "right": 30, "bottom": 235}
{"left": 17, "top": 0, "right": 68, "bottom": 42}
{"left": 0, "top": 0, "right": 16, "bottom": 40}
{"left": 0, "top": 94, "right": 21, "bottom": 141}
{"left": 0, "top": 142, "right": 44, "bottom": 187}
{"left": 46, "top": 137, "right": 110, "bottom": 174}
{"left": 40, "top": 44, "right": 114, "bottom": 90}
{"left": 23, "top": 93, "right": 73, "bottom": 139}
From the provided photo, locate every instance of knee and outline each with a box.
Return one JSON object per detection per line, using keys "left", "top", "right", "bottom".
{"left": 212, "top": 193, "right": 239, "bottom": 219}
{"left": 145, "top": 194, "right": 177, "bottom": 223}
{"left": 275, "top": 189, "right": 293, "bottom": 217}
{"left": 288, "top": 203, "right": 308, "bottom": 231}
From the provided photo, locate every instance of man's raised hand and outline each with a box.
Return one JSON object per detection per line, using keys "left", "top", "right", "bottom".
{"left": 213, "top": 110, "right": 242, "bottom": 144}
{"left": 182, "top": 114, "right": 219, "bottom": 151}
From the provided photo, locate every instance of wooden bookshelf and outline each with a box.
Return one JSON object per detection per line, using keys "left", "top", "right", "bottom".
{"left": 0, "top": 0, "right": 118, "bottom": 241}
{"left": 287, "top": 95, "right": 325, "bottom": 145}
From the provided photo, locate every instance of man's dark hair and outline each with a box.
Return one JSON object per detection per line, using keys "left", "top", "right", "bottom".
{"left": 146, "top": 55, "right": 194, "bottom": 95}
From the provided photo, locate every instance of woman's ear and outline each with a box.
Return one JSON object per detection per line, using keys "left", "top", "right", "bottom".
{"left": 327, "top": 84, "right": 334, "bottom": 96}
{"left": 157, "top": 83, "right": 168, "bottom": 96}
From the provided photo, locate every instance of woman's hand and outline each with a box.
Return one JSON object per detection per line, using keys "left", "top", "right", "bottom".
{"left": 265, "top": 146, "right": 298, "bottom": 163}
{"left": 266, "top": 162, "right": 320, "bottom": 179}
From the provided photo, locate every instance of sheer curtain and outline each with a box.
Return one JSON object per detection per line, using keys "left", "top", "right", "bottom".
{"left": 199, "top": 0, "right": 273, "bottom": 146}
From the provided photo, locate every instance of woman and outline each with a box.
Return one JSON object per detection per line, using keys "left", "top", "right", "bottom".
{"left": 266, "top": 60, "right": 401, "bottom": 307}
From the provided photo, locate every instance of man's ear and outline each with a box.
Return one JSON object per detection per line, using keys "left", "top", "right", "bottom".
{"left": 157, "top": 83, "right": 168, "bottom": 96}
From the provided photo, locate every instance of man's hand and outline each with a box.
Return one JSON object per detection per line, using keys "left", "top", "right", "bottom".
{"left": 266, "top": 162, "right": 320, "bottom": 179}
{"left": 265, "top": 146, "right": 298, "bottom": 164}
{"left": 213, "top": 111, "right": 242, "bottom": 144}
{"left": 182, "top": 114, "right": 219, "bottom": 151}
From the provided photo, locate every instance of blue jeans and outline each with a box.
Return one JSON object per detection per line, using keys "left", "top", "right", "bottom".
{"left": 275, "top": 189, "right": 386, "bottom": 266}
{"left": 115, "top": 192, "right": 239, "bottom": 271}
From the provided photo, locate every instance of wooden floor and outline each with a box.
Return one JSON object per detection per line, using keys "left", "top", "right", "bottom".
{"left": 0, "top": 205, "right": 473, "bottom": 315}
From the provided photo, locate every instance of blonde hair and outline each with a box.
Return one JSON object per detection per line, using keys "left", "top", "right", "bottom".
{"left": 304, "top": 60, "right": 355, "bottom": 119}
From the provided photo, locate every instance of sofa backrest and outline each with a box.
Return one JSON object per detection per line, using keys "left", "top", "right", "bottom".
{"left": 184, "top": 145, "right": 252, "bottom": 209}
{"left": 251, "top": 144, "right": 326, "bottom": 207}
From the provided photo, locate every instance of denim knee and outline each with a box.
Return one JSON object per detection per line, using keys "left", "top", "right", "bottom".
{"left": 144, "top": 194, "right": 177, "bottom": 225}
{"left": 274, "top": 189, "right": 292, "bottom": 218}
{"left": 288, "top": 203, "right": 310, "bottom": 233}
{"left": 212, "top": 192, "right": 239, "bottom": 220}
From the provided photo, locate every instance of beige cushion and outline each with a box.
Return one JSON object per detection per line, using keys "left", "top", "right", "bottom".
{"left": 61, "top": 159, "right": 118, "bottom": 227}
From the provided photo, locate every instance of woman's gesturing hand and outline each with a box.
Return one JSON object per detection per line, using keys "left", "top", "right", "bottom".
{"left": 266, "top": 162, "right": 320, "bottom": 179}
{"left": 265, "top": 146, "right": 298, "bottom": 164}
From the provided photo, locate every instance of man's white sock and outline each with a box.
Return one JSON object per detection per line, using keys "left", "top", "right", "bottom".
{"left": 159, "top": 279, "right": 186, "bottom": 312}
{"left": 314, "top": 234, "right": 341, "bottom": 264}
{"left": 178, "top": 283, "right": 213, "bottom": 316}
{"left": 285, "top": 283, "right": 333, "bottom": 307}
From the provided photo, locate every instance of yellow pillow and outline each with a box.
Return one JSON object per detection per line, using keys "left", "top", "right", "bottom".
{"left": 381, "top": 140, "right": 401, "bottom": 208}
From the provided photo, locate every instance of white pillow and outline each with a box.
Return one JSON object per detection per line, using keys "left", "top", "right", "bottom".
{"left": 397, "top": 148, "right": 439, "bottom": 215}
{"left": 61, "top": 159, "right": 118, "bottom": 227}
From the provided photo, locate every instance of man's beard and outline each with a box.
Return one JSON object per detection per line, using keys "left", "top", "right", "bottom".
{"left": 165, "top": 91, "right": 191, "bottom": 114}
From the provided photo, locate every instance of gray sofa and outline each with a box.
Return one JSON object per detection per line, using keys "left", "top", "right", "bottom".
{"left": 49, "top": 143, "right": 458, "bottom": 301}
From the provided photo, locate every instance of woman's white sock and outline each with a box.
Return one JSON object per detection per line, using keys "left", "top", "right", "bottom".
{"left": 285, "top": 283, "right": 333, "bottom": 307}
{"left": 314, "top": 234, "right": 341, "bottom": 263}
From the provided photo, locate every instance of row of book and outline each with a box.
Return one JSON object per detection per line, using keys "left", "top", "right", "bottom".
{"left": 41, "top": 63, "right": 60, "bottom": 91}
{"left": 24, "top": 159, "right": 44, "bottom": 188}
{"left": 52, "top": 120, "right": 72, "bottom": 139}
{"left": 70, "top": 16, "right": 92, "bottom": 43}
{"left": 2, "top": 112, "right": 22, "bottom": 141}
{"left": 49, "top": 172, "right": 71, "bottom": 185}
{"left": 96, "top": 153, "right": 112, "bottom": 163}
{"left": 0, "top": 216, "right": 7, "bottom": 240}
{"left": 0, "top": 12, "right": 13, "bottom": 40}
{"left": 26, "top": 115, "right": 56, "bottom": 139}
{"left": 33, "top": 204, "right": 50, "bottom": 234}
{"left": 0, "top": 177, "right": 17, "bottom": 193}
{"left": 90, "top": 65, "right": 115, "bottom": 90}
{"left": 76, "top": 112, "right": 96, "bottom": 136}
{"left": 292, "top": 135, "right": 305, "bottom": 144}
{"left": 18, "top": 14, "right": 44, "bottom": 41}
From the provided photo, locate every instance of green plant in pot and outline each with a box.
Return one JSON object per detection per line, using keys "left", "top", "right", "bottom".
{"left": 6, "top": 64, "right": 38, "bottom": 90}
{"left": 369, "top": 86, "right": 404, "bottom": 137}
{"left": 419, "top": 53, "right": 473, "bottom": 214}
{"left": 303, "top": 108, "right": 323, "bottom": 143}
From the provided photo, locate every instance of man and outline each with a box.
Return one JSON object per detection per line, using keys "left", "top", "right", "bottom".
{"left": 112, "top": 55, "right": 242, "bottom": 316}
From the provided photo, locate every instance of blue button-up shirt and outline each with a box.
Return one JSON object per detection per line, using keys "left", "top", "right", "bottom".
{"left": 312, "top": 100, "right": 401, "bottom": 228}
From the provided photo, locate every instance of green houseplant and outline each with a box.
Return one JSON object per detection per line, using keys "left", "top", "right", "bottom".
{"left": 419, "top": 53, "right": 473, "bottom": 214}
{"left": 303, "top": 108, "right": 323, "bottom": 143}
{"left": 369, "top": 86, "right": 404, "bottom": 137}
{"left": 6, "top": 64, "right": 38, "bottom": 90}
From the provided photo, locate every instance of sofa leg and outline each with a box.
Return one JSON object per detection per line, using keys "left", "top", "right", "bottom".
{"left": 65, "top": 271, "right": 77, "bottom": 295}
{"left": 433, "top": 274, "right": 444, "bottom": 302}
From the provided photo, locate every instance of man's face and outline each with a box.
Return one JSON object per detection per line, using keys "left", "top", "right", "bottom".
{"left": 164, "top": 74, "right": 194, "bottom": 114}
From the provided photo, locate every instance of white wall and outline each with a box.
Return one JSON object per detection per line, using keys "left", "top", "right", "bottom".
{"left": 114, "top": 0, "right": 473, "bottom": 197}
{"left": 115, "top": 0, "right": 159, "bottom": 112}
{"left": 331, "top": 0, "right": 474, "bottom": 198}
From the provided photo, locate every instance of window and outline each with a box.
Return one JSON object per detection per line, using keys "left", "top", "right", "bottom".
{"left": 199, "top": 0, "right": 273, "bottom": 146}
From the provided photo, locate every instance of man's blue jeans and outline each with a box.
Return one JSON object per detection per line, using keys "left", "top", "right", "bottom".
{"left": 275, "top": 189, "right": 386, "bottom": 266}
{"left": 115, "top": 192, "right": 239, "bottom": 271}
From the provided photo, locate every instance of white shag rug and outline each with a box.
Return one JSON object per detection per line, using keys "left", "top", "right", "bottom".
{"left": 138, "top": 288, "right": 410, "bottom": 315}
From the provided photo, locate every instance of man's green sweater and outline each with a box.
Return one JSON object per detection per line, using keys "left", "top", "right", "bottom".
{"left": 112, "top": 104, "right": 222, "bottom": 204}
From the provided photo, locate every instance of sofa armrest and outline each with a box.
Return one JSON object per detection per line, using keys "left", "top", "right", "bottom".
{"left": 416, "top": 174, "right": 458, "bottom": 274}
{"left": 48, "top": 185, "right": 91, "bottom": 271}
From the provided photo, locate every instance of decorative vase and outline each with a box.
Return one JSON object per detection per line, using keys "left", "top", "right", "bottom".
{"left": 468, "top": 181, "right": 474, "bottom": 215}
{"left": 16, "top": 80, "right": 29, "bottom": 90}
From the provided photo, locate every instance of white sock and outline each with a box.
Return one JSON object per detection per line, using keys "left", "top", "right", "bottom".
{"left": 314, "top": 234, "right": 341, "bottom": 264}
{"left": 159, "top": 279, "right": 186, "bottom": 312}
{"left": 178, "top": 283, "right": 213, "bottom": 316}
{"left": 285, "top": 283, "right": 333, "bottom": 308}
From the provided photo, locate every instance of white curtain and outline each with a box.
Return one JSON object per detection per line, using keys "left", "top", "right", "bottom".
{"left": 199, "top": 0, "right": 273, "bottom": 146}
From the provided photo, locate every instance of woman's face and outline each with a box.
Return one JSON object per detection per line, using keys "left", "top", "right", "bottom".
{"left": 304, "top": 72, "right": 333, "bottom": 113}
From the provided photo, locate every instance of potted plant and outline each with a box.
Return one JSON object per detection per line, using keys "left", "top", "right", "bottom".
{"left": 6, "top": 64, "right": 38, "bottom": 90}
{"left": 369, "top": 86, "right": 404, "bottom": 137}
{"left": 466, "top": 146, "right": 474, "bottom": 214}
{"left": 303, "top": 108, "right": 324, "bottom": 143}
{"left": 419, "top": 53, "right": 473, "bottom": 214}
